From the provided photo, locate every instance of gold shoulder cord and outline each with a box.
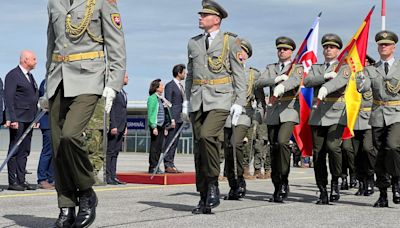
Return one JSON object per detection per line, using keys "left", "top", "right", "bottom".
{"left": 246, "top": 69, "right": 255, "bottom": 104}
{"left": 385, "top": 80, "right": 400, "bottom": 94}
{"left": 362, "top": 90, "right": 373, "bottom": 100}
{"left": 207, "top": 34, "right": 230, "bottom": 73}
{"left": 65, "top": 0, "right": 104, "bottom": 43}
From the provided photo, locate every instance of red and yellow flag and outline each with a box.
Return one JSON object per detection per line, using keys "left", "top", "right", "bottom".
{"left": 337, "top": 6, "right": 374, "bottom": 139}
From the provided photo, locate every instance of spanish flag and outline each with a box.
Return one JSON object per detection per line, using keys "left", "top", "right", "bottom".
{"left": 338, "top": 6, "right": 374, "bottom": 139}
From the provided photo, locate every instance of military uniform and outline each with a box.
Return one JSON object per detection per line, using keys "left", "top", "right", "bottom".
{"left": 255, "top": 36, "right": 301, "bottom": 202}
{"left": 304, "top": 33, "right": 347, "bottom": 204}
{"left": 187, "top": 0, "right": 246, "bottom": 214}
{"left": 46, "top": 0, "right": 126, "bottom": 226}
{"left": 357, "top": 30, "right": 400, "bottom": 207}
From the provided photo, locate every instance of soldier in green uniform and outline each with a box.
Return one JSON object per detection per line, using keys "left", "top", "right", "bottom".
{"left": 85, "top": 97, "right": 106, "bottom": 185}
{"left": 304, "top": 34, "right": 347, "bottom": 204}
{"left": 184, "top": 0, "right": 246, "bottom": 214}
{"left": 357, "top": 30, "right": 400, "bottom": 207}
{"left": 223, "top": 38, "right": 258, "bottom": 199}
{"left": 40, "top": 0, "right": 126, "bottom": 226}
{"left": 256, "top": 37, "right": 302, "bottom": 203}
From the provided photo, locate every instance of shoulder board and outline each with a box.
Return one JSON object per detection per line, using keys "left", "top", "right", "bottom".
{"left": 249, "top": 67, "right": 260, "bottom": 73}
{"left": 191, "top": 34, "right": 203, "bottom": 40}
{"left": 373, "top": 62, "right": 380, "bottom": 67}
{"left": 224, "top": 32, "right": 238, "bottom": 37}
{"left": 267, "top": 63, "right": 277, "bottom": 68}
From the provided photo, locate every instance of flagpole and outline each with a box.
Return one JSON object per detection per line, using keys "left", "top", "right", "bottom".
{"left": 382, "top": 0, "right": 386, "bottom": 30}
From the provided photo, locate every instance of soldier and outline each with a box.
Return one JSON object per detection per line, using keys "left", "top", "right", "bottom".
{"left": 357, "top": 30, "right": 400, "bottom": 207}
{"left": 340, "top": 139, "right": 357, "bottom": 190}
{"left": 40, "top": 0, "right": 126, "bottom": 227}
{"left": 304, "top": 33, "right": 347, "bottom": 204}
{"left": 223, "top": 39, "right": 258, "bottom": 200}
{"left": 184, "top": 0, "right": 246, "bottom": 214}
{"left": 255, "top": 36, "right": 302, "bottom": 203}
{"left": 85, "top": 97, "right": 106, "bottom": 186}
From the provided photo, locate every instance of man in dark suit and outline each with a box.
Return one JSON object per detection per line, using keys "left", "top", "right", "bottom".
{"left": 106, "top": 73, "right": 128, "bottom": 185}
{"left": 164, "top": 64, "right": 186, "bottom": 173}
{"left": 4, "top": 50, "right": 39, "bottom": 191}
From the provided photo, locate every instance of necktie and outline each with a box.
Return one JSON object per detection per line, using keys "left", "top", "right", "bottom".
{"left": 205, "top": 33, "right": 210, "bottom": 50}
{"left": 384, "top": 62, "right": 389, "bottom": 75}
{"left": 325, "top": 63, "right": 330, "bottom": 70}
{"left": 25, "top": 73, "right": 31, "bottom": 82}
{"left": 179, "top": 83, "right": 184, "bottom": 95}
{"left": 70, "top": 0, "right": 74, "bottom": 5}
{"left": 280, "top": 63, "right": 284, "bottom": 72}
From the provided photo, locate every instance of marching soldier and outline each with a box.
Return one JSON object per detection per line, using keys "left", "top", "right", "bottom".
{"left": 341, "top": 138, "right": 357, "bottom": 190}
{"left": 223, "top": 39, "right": 259, "bottom": 200}
{"left": 40, "top": 0, "right": 126, "bottom": 226}
{"left": 255, "top": 36, "right": 302, "bottom": 203}
{"left": 304, "top": 33, "right": 347, "bottom": 204}
{"left": 184, "top": 0, "right": 246, "bottom": 214}
{"left": 357, "top": 30, "right": 400, "bottom": 207}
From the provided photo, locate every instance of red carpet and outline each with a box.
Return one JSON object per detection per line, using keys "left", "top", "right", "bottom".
{"left": 117, "top": 171, "right": 196, "bottom": 185}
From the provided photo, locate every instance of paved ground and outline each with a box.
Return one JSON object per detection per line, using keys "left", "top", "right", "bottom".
{"left": 0, "top": 152, "right": 399, "bottom": 228}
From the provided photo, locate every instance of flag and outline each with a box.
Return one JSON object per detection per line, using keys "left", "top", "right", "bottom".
{"left": 338, "top": 6, "right": 374, "bottom": 139}
{"left": 292, "top": 13, "right": 321, "bottom": 157}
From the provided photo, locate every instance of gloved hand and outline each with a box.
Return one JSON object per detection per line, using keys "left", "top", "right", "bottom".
{"left": 317, "top": 87, "right": 328, "bottom": 100}
{"left": 230, "top": 104, "right": 243, "bottom": 126}
{"left": 356, "top": 72, "right": 366, "bottom": 92}
{"left": 274, "top": 74, "right": 289, "bottom": 83}
{"left": 181, "top": 100, "right": 190, "bottom": 122}
{"left": 324, "top": 71, "right": 337, "bottom": 80}
{"left": 273, "top": 84, "right": 285, "bottom": 97}
{"left": 102, "top": 87, "right": 116, "bottom": 113}
{"left": 38, "top": 96, "right": 49, "bottom": 111}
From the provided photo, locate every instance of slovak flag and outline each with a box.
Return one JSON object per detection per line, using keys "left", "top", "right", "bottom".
{"left": 292, "top": 13, "right": 321, "bottom": 157}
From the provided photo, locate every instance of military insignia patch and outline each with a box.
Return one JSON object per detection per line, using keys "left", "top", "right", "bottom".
{"left": 382, "top": 32, "right": 388, "bottom": 38}
{"left": 236, "top": 52, "right": 244, "bottom": 63}
{"left": 344, "top": 69, "right": 350, "bottom": 78}
{"left": 111, "top": 13, "right": 122, "bottom": 29}
{"left": 297, "top": 67, "right": 304, "bottom": 76}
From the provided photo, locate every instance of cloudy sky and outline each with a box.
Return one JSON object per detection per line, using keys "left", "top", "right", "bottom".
{"left": 1, "top": 0, "right": 399, "bottom": 100}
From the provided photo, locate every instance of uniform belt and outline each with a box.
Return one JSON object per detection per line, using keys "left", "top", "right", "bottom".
{"left": 373, "top": 100, "right": 400, "bottom": 106}
{"left": 314, "top": 97, "right": 345, "bottom": 102}
{"left": 279, "top": 96, "right": 296, "bottom": 101}
{"left": 192, "top": 76, "right": 231, "bottom": 85}
{"left": 360, "top": 107, "right": 372, "bottom": 112}
{"left": 52, "top": 51, "right": 105, "bottom": 62}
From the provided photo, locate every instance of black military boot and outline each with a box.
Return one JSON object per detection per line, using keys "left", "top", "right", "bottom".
{"left": 204, "top": 178, "right": 220, "bottom": 213}
{"left": 316, "top": 185, "right": 329, "bottom": 205}
{"left": 224, "top": 178, "right": 240, "bottom": 200}
{"left": 364, "top": 175, "right": 375, "bottom": 196}
{"left": 392, "top": 177, "right": 400, "bottom": 204}
{"left": 330, "top": 179, "right": 340, "bottom": 202}
{"left": 73, "top": 188, "right": 98, "bottom": 228}
{"left": 238, "top": 177, "right": 246, "bottom": 198}
{"left": 269, "top": 182, "right": 283, "bottom": 203}
{"left": 192, "top": 192, "right": 206, "bottom": 214}
{"left": 373, "top": 188, "right": 389, "bottom": 207}
{"left": 54, "top": 207, "right": 76, "bottom": 228}
{"left": 355, "top": 179, "right": 365, "bottom": 196}
{"left": 280, "top": 176, "right": 289, "bottom": 199}
{"left": 349, "top": 176, "right": 357, "bottom": 188}
{"left": 340, "top": 176, "right": 349, "bottom": 190}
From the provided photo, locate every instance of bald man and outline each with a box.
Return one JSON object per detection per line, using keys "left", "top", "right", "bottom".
{"left": 4, "top": 50, "right": 39, "bottom": 191}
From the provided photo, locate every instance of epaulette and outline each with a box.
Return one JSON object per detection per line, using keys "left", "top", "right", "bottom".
{"left": 224, "top": 32, "right": 238, "bottom": 37}
{"left": 191, "top": 33, "right": 203, "bottom": 40}
{"left": 373, "top": 62, "right": 381, "bottom": 67}
{"left": 249, "top": 67, "right": 260, "bottom": 73}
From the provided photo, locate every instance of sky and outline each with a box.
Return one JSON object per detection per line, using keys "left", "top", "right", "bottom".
{"left": 1, "top": 0, "right": 400, "bottom": 101}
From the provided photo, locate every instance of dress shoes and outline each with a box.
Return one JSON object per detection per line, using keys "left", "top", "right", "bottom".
{"left": 330, "top": 180, "right": 340, "bottom": 202}
{"left": 106, "top": 178, "right": 119, "bottom": 185}
{"left": 8, "top": 183, "right": 25, "bottom": 191}
{"left": 373, "top": 189, "right": 389, "bottom": 208}
{"left": 38, "top": 181, "right": 55, "bottom": 190}
{"left": 224, "top": 188, "right": 240, "bottom": 200}
{"left": 22, "top": 181, "right": 37, "bottom": 190}
{"left": 165, "top": 166, "right": 179, "bottom": 173}
{"left": 340, "top": 177, "right": 349, "bottom": 190}
{"left": 148, "top": 167, "right": 164, "bottom": 174}
{"left": 355, "top": 180, "right": 365, "bottom": 196}
{"left": 269, "top": 183, "right": 283, "bottom": 203}
{"left": 280, "top": 182, "right": 289, "bottom": 199}
{"left": 364, "top": 176, "right": 374, "bottom": 196}
{"left": 73, "top": 188, "right": 98, "bottom": 228}
{"left": 113, "top": 178, "right": 126, "bottom": 185}
{"left": 192, "top": 193, "right": 206, "bottom": 214}
{"left": 205, "top": 183, "right": 220, "bottom": 209}
{"left": 392, "top": 178, "right": 400, "bottom": 204}
{"left": 238, "top": 178, "right": 246, "bottom": 198}
{"left": 316, "top": 185, "right": 329, "bottom": 205}
{"left": 54, "top": 207, "right": 76, "bottom": 228}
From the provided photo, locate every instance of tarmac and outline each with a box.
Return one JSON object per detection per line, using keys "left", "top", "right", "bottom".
{"left": 0, "top": 151, "right": 399, "bottom": 228}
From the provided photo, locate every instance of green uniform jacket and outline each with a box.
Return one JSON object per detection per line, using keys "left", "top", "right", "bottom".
{"left": 147, "top": 94, "right": 160, "bottom": 129}
{"left": 186, "top": 31, "right": 246, "bottom": 112}
{"left": 46, "top": 0, "right": 126, "bottom": 98}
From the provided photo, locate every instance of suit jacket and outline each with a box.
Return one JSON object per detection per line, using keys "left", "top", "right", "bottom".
{"left": 305, "top": 62, "right": 347, "bottom": 126}
{"left": 39, "top": 80, "right": 50, "bottom": 129}
{"left": 256, "top": 63, "right": 301, "bottom": 125}
{"left": 164, "top": 80, "right": 183, "bottom": 123}
{"left": 46, "top": 0, "right": 126, "bottom": 98}
{"left": 186, "top": 31, "right": 246, "bottom": 112}
{"left": 4, "top": 66, "right": 38, "bottom": 123}
{"left": 110, "top": 89, "right": 127, "bottom": 133}
{"left": 0, "top": 77, "right": 4, "bottom": 124}
{"left": 357, "top": 60, "right": 400, "bottom": 127}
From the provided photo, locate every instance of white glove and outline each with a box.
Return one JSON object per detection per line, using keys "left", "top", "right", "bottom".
{"left": 356, "top": 72, "right": 366, "bottom": 92}
{"left": 317, "top": 87, "right": 328, "bottom": 100}
{"left": 274, "top": 74, "right": 289, "bottom": 83}
{"left": 230, "top": 104, "right": 243, "bottom": 126}
{"left": 102, "top": 87, "right": 116, "bottom": 113}
{"left": 181, "top": 100, "right": 190, "bottom": 122}
{"left": 324, "top": 72, "right": 337, "bottom": 80}
{"left": 273, "top": 84, "right": 285, "bottom": 97}
{"left": 38, "top": 96, "right": 49, "bottom": 111}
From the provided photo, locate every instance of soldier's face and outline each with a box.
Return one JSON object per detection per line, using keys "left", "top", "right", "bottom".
{"left": 277, "top": 48, "right": 292, "bottom": 62}
{"left": 323, "top": 45, "right": 340, "bottom": 60}
{"left": 378, "top": 43, "right": 395, "bottom": 58}
{"left": 199, "top": 13, "right": 220, "bottom": 31}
